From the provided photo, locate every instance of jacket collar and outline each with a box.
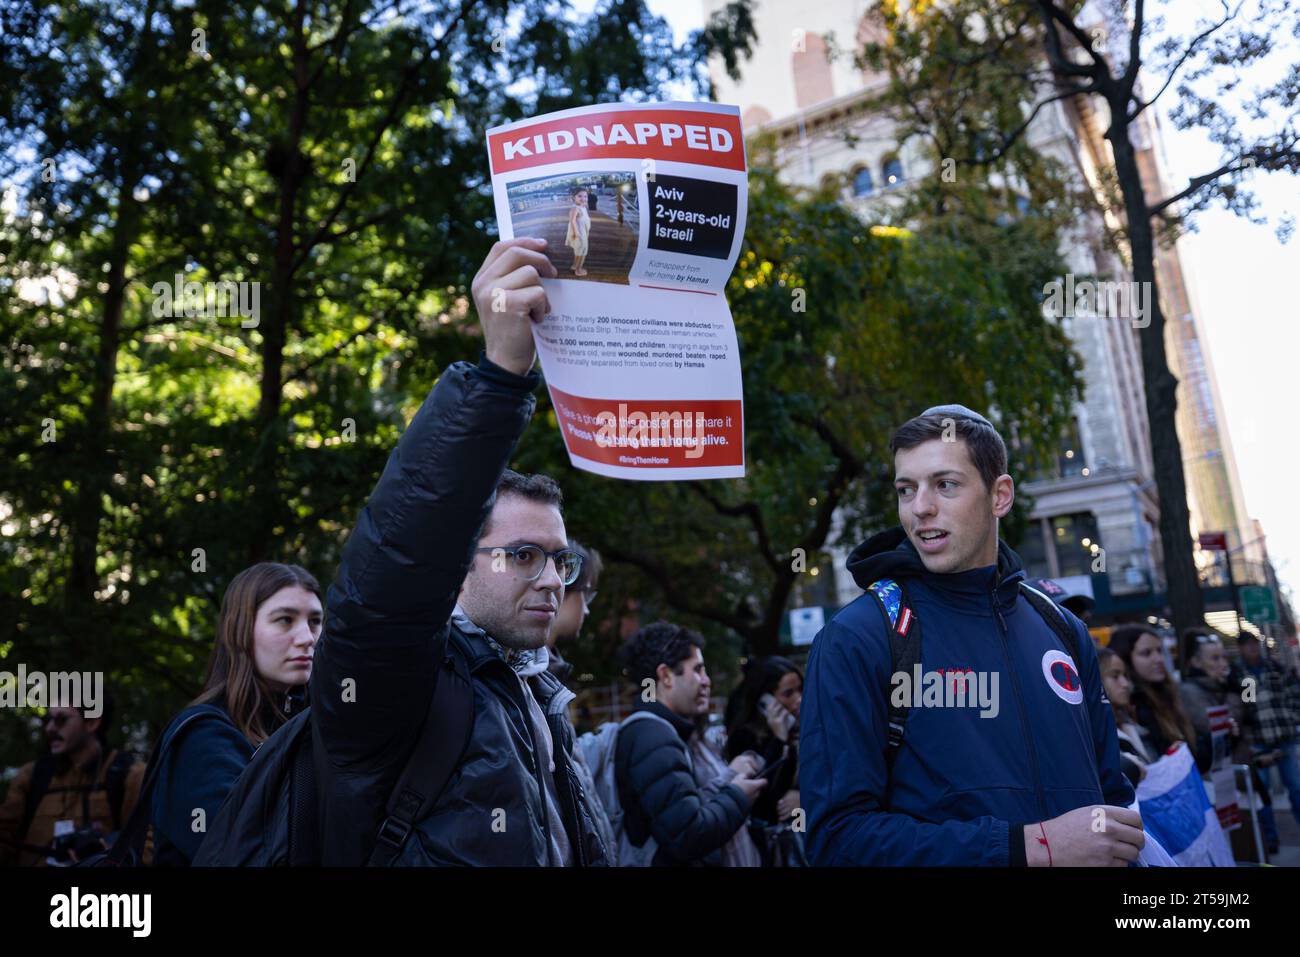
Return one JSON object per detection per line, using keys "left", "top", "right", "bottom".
{"left": 448, "top": 620, "right": 569, "bottom": 712}
{"left": 633, "top": 698, "right": 696, "bottom": 743}
{"left": 847, "top": 526, "right": 1025, "bottom": 615}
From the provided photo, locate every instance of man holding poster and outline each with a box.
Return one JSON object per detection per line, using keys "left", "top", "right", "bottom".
{"left": 291, "top": 238, "right": 614, "bottom": 866}
{"left": 486, "top": 102, "right": 750, "bottom": 481}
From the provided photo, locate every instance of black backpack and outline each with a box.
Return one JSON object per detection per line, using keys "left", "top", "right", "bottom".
{"left": 78, "top": 705, "right": 230, "bottom": 867}
{"left": 192, "top": 636, "right": 475, "bottom": 867}
{"left": 864, "top": 576, "right": 1085, "bottom": 768}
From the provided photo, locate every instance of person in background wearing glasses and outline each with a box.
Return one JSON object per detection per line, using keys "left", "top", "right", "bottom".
{"left": 546, "top": 539, "right": 601, "bottom": 687}
{"left": 531, "top": 538, "right": 618, "bottom": 853}
{"left": 310, "top": 236, "right": 609, "bottom": 866}
{"left": 0, "top": 694, "right": 145, "bottom": 866}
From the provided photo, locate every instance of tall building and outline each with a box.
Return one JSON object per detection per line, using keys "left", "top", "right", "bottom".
{"left": 706, "top": 0, "right": 1265, "bottom": 630}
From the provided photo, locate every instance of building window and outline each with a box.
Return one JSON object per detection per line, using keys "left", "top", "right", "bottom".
{"left": 1028, "top": 417, "right": 1088, "bottom": 481}
{"left": 852, "top": 166, "right": 874, "bottom": 197}
{"left": 882, "top": 154, "right": 904, "bottom": 186}
{"left": 1051, "top": 513, "right": 1102, "bottom": 578}
{"left": 1057, "top": 417, "right": 1087, "bottom": 478}
{"left": 1016, "top": 520, "right": 1051, "bottom": 579}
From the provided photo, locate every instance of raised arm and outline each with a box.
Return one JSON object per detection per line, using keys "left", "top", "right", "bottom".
{"left": 313, "top": 238, "right": 556, "bottom": 770}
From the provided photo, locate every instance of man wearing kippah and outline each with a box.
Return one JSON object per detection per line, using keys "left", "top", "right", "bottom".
{"left": 801, "top": 405, "right": 1142, "bottom": 866}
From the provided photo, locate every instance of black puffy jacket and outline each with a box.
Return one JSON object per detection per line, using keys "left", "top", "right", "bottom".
{"left": 615, "top": 700, "right": 749, "bottom": 866}
{"left": 311, "top": 356, "right": 608, "bottom": 866}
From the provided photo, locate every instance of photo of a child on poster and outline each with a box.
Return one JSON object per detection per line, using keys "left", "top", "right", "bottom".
{"left": 504, "top": 171, "right": 640, "bottom": 284}
{"left": 486, "top": 101, "right": 749, "bottom": 481}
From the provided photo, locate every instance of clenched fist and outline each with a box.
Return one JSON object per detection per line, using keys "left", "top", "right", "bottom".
{"left": 471, "top": 237, "right": 558, "bottom": 376}
{"left": 1025, "top": 804, "right": 1145, "bottom": 867}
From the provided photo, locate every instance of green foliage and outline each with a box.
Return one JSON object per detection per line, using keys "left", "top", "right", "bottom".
{"left": 0, "top": 0, "right": 1080, "bottom": 770}
{"left": 0, "top": 0, "right": 756, "bottom": 769}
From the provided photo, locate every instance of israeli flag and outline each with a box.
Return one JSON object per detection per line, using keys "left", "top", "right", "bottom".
{"left": 1136, "top": 742, "right": 1235, "bottom": 867}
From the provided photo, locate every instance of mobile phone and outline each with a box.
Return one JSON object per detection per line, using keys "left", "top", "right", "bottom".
{"left": 760, "top": 693, "right": 797, "bottom": 736}
{"left": 756, "top": 754, "right": 787, "bottom": 779}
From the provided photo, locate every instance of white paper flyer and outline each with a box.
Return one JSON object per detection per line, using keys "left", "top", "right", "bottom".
{"left": 486, "top": 101, "right": 748, "bottom": 480}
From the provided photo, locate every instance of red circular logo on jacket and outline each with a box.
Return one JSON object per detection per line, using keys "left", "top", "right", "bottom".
{"left": 1041, "top": 649, "right": 1083, "bottom": 705}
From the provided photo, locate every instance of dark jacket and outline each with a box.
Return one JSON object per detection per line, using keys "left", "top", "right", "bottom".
{"left": 614, "top": 699, "right": 750, "bottom": 866}
{"left": 547, "top": 645, "right": 575, "bottom": 685}
{"left": 310, "top": 356, "right": 608, "bottom": 866}
{"left": 151, "top": 692, "right": 305, "bottom": 866}
{"left": 1180, "top": 667, "right": 1247, "bottom": 770}
{"left": 802, "top": 527, "right": 1134, "bottom": 866}
{"left": 151, "top": 703, "right": 251, "bottom": 866}
{"left": 724, "top": 724, "right": 797, "bottom": 825}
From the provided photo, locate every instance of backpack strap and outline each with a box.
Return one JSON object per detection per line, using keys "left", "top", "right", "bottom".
{"left": 98, "top": 706, "right": 229, "bottom": 866}
{"left": 286, "top": 722, "right": 319, "bottom": 866}
{"left": 19, "top": 754, "right": 57, "bottom": 846}
{"left": 1019, "top": 582, "right": 1082, "bottom": 669}
{"left": 866, "top": 578, "right": 922, "bottom": 768}
{"left": 1019, "top": 582, "right": 1090, "bottom": 719}
{"left": 104, "top": 749, "right": 135, "bottom": 831}
{"left": 367, "top": 638, "right": 475, "bottom": 866}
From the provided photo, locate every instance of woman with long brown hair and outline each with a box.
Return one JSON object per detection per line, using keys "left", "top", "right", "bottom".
{"left": 150, "top": 563, "right": 322, "bottom": 865}
{"left": 1107, "top": 624, "right": 1196, "bottom": 762}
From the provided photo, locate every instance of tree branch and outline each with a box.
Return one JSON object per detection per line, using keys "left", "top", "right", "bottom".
{"left": 1036, "top": 0, "right": 1107, "bottom": 81}
{"left": 1128, "top": 0, "right": 1241, "bottom": 119}
{"left": 291, "top": 0, "right": 478, "bottom": 273}
{"left": 595, "top": 541, "right": 756, "bottom": 639}
{"left": 1119, "top": 0, "right": 1146, "bottom": 96}
{"left": 685, "top": 482, "right": 782, "bottom": 576}
{"left": 956, "top": 83, "right": 1097, "bottom": 167}
{"left": 1145, "top": 147, "right": 1297, "bottom": 218}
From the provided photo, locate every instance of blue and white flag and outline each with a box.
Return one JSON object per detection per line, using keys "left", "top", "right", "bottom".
{"left": 1136, "top": 742, "right": 1234, "bottom": 867}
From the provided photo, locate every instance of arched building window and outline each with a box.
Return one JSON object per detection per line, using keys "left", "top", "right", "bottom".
{"left": 881, "top": 154, "right": 904, "bottom": 186}
{"left": 852, "top": 166, "right": 874, "bottom": 197}
{"left": 792, "top": 32, "right": 834, "bottom": 108}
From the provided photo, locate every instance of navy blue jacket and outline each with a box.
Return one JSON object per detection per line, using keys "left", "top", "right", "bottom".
{"left": 152, "top": 692, "right": 305, "bottom": 865}
{"left": 151, "top": 703, "right": 252, "bottom": 866}
{"left": 802, "top": 528, "right": 1133, "bottom": 866}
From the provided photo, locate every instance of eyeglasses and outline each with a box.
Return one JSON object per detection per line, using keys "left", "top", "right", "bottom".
{"left": 475, "top": 544, "right": 583, "bottom": 586}
{"left": 44, "top": 713, "right": 73, "bottom": 728}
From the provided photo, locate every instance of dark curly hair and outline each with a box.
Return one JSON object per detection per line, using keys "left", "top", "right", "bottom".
{"left": 621, "top": 620, "right": 704, "bottom": 686}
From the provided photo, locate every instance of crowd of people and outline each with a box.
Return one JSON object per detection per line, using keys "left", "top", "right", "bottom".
{"left": 1102, "top": 625, "right": 1300, "bottom": 855}
{"left": 2, "top": 236, "right": 1297, "bottom": 868}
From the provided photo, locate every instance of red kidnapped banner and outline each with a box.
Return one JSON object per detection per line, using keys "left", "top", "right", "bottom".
{"left": 488, "top": 108, "right": 746, "bottom": 175}
{"left": 549, "top": 385, "right": 744, "bottom": 469}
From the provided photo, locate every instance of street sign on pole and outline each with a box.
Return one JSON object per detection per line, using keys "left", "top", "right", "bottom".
{"left": 789, "top": 606, "right": 825, "bottom": 646}
{"left": 1241, "top": 586, "right": 1279, "bottom": 625}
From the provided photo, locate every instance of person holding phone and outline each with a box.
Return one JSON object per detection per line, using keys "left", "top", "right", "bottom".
{"left": 724, "top": 657, "right": 803, "bottom": 828}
